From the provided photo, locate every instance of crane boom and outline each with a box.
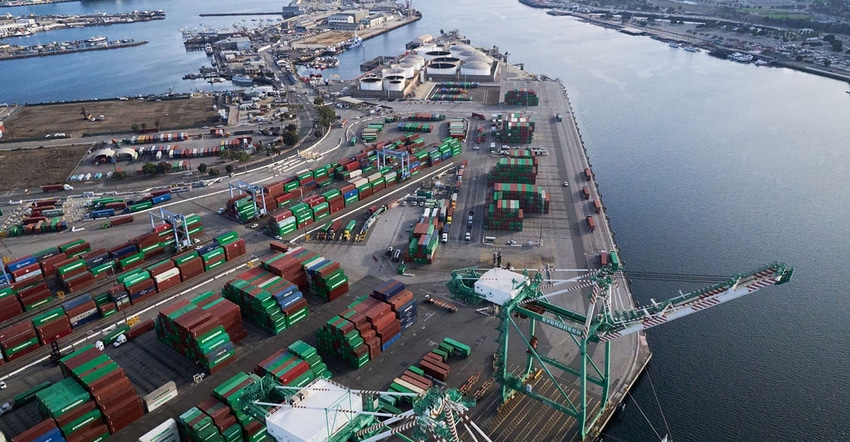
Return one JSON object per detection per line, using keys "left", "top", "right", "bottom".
{"left": 595, "top": 262, "right": 793, "bottom": 342}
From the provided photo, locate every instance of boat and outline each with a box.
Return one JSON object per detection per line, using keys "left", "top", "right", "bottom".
{"left": 347, "top": 32, "right": 363, "bottom": 49}
{"left": 668, "top": 42, "right": 680, "bottom": 48}
{"left": 309, "top": 56, "right": 340, "bottom": 69}
{"left": 728, "top": 52, "right": 754, "bottom": 63}
{"left": 204, "top": 43, "right": 213, "bottom": 55}
{"left": 683, "top": 46, "right": 699, "bottom": 52}
{"left": 231, "top": 74, "right": 254, "bottom": 85}
{"left": 754, "top": 59, "right": 770, "bottom": 66}
{"left": 86, "top": 36, "right": 107, "bottom": 43}
{"left": 846, "top": 90, "right": 850, "bottom": 95}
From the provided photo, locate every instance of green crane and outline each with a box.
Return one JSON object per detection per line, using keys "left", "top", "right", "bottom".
{"left": 449, "top": 260, "right": 793, "bottom": 440}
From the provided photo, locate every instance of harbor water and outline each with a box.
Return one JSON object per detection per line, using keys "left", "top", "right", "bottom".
{"left": 3, "top": 0, "right": 850, "bottom": 440}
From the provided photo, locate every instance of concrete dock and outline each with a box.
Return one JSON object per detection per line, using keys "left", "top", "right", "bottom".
{"left": 0, "top": 61, "right": 650, "bottom": 441}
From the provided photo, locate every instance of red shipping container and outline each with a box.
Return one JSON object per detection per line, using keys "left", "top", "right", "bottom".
{"left": 36, "top": 316, "right": 73, "bottom": 344}
{"left": 11, "top": 418, "right": 59, "bottom": 442}
{"left": 67, "top": 423, "right": 110, "bottom": 442}
{"left": 154, "top": 274, "right": 181, "bottom": 293}
{"left": 0, "top": 296, "right": 23, "bottom": 322}
{"left": 148, "top": 260, "right": 176, "bottom": 277}
{"left": 63, "top": 242, "right": 91, "bottom": 257}
{"left": 54, "top": 400, "right": 97, "bottom": 428}
{"left": 126, "top": 319, "right": 154, "bottom": 339}
{"left": 10, "top": 262, "right": 42, "bottom": 280}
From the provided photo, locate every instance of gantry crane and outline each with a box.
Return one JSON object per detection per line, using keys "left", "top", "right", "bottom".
{"left": 376, "top": 148, "right": 411, "bottom": 180}
{"left": 477, "top": 260, "right": 793, "bottom": 440}
{"left": 149, "top": 208, "right": 193, "bottom": 252}
{"left": 238, "top": 376, "right": 491, "bottom": 442}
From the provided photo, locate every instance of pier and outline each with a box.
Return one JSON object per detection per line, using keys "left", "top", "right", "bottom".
{"left": 0, "top": 39, "right": 147, "bottom": 61}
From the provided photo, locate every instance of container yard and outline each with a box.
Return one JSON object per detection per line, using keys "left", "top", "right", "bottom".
{"left": 0, "top": 41, "right": 795, "bottom": 442}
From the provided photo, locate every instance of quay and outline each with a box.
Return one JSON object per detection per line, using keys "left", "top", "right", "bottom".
{"left": 199, "top": 12, "right": 285, "bottom": 17}
{"left": 0, "top": 39, "right": 146, "bottom": 61}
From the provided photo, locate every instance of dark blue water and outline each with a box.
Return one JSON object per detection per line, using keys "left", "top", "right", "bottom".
{"left": 4, "top": 1, "right": 850, "bottom": 440}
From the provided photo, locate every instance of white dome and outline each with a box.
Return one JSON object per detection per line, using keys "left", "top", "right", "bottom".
{"left": 422, "top": 50, "right": 451, "bottom": 61}
{"left": 400, "top": 55, "right": 424, "bottom": 70}
{"left": 460, "top": 61, "right": 491, "bottom": 76}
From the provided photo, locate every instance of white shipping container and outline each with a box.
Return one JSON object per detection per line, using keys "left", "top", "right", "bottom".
{"left": 14, "top": 269, "right": 43, "bottom": 282}
{"left": 69, "top": 308, "right": 98, "bottom": 325}
{"left": 366, "top": 172, "right": 382, "bottom": 183}
{"left": 143, "top": 381, "right": 178, "bottom": 413}
{"left": 154, "top": 268, "right": 181, "bottom": 283}
{"left": 138, "top": 418, "right": 179, "bottom": 442}
{"left": 349, "top": 169, "right": 363, "bottom": 179}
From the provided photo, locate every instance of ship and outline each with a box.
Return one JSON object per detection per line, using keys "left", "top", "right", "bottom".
{"left": 86, "top": 36, "right": 107, "bottom": 43}
{"left": 346, "top": 32, "right": 363, "bottom": 49}
{"left": 204, "top": 43, "right": 214, "bottom": 55}
{"left": 683, "top": 46, "right": 699, "bottom": 52}
{"left": 231, "top": 74, "right": 254, "bottom": 85}
{"left": 728, "top": 52, "right": 754, "bottom": 63}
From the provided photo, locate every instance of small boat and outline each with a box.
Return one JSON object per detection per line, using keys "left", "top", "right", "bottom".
{"left": 683, "top": 46, "right": 699, "bottom": 52}
{"left": 668, "top": 42, "right": 680, "bottom": 48}
{"left": 86, "top": 36, "right": 107, "bottom": 43}
{"left": 846, "top": 90, "right": 850, "bottom": 95}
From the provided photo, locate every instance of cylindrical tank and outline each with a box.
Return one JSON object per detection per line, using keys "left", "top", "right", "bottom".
{"left": 423, "top": 50, "right": 451, "bottom": 61}
{"left": 359, "top": 75, "right": 383, "bottom": 91}
{"left": 402, "top": 54, "right": 425, "bottom": 70}
{"left": 417, "top": 44, "right": 438, "bottom": 56}
{"left": 460, "top": 61, "right": 491, "bottom": 76}
{"left": 426, "top": 62, "right": 458, "bottom": 75}
{"left": 432, "top": 56, "right": 461, "bottom": 65}
{"left": 398, "top": 61, "right": 416, "bottom": 79}
{"left": 384, "top": 79, "right": 405, "bottom": 92}
{"left": 381, "top": 67, "right": 406, "bottom": 78}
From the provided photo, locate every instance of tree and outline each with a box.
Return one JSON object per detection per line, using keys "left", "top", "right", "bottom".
{"left": 286, "top": 123, "right": 296, "bottom": 132}
{"left": 156, "top": 162, "right": 170, "bottom": 174}
{"left": 197, "top": 163, "right": 208, "bottom": 175}
{"left": 236, "top": 152, "right": 252, "bottom": 163}
{"left": 141, "top": 123, "right": 147, "bottom": 131}
{"left": 141, "top": 162, "right": 158, "bottom": 175}
{"left": 208, "top": 168, "right": 220, "bottom": 176}
{"left": 225, "top": 164, "right": 234, "bottom": 174}
{"left": 112, "top": 171, "right": 128, "bottom": 180}
{"left": 131, "top": 123, "right": 139, "bottom": 132}
{"left": 155, "top": 119, "right": 161, "bottom": 130}
{"left": 316, "top": 105, "right": 336, "bottom": 129}
{"left": 282, "top": 131, "right": 299, "bottom": 147}
{"left": 219, "top": 150, "right": 232, "bottom": 160}
{"left": 313, "top": 97, "right": 324, "bottom": 106}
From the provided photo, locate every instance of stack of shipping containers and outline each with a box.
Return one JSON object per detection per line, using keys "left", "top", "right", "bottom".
{"left": 154, "top": 291, "right": 244, "bottom": 374}
{"left": 485, "top": 199, "right": 524, "bottom": 231}
{"left": 448, "top": 118, "right": 467, "bottom": 140}
{"left": 0, "top": 321, "right": 40, "bottom": 363}
{"left": 500, "top": 112, "right": 535, "bottom": 144}
{"left": 504, "top": 88, "right": 540, "bottom": 106}
{"left": 492, "top": 182, "right": 551, "bottom": 214}
{"left": 487, "top": 157, "right": 538, "bottom": 185}
{"left": 35, "top": 377, "right": 110, "bottom": 442}
{"left": 255, "top": 340, "right": 331, "bottom": 388}
{"left": 222, "top": 267, "right": 307, "bottom": 335}
{"left": 371, "top": 279, "right": 418, "bottom": 331}
{"left": 406, "top": 219, "right": 441, "bottom": 264}
{"left": 210, "top": 372, "right": 271, "bottom": 442}
{"left": 408, "top": 112, "right": 445, "bottom": 121}
{"left": 58, "top": 344, "right": 146, "bottom": 435}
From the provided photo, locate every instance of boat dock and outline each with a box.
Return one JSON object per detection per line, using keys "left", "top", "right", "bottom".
{"left": 0, "top": 11, "right": 164, "bottom": 38}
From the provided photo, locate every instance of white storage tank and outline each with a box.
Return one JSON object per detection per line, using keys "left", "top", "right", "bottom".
{"left": 359, "top": 75, "right": 383, "bottom": 91}
{"left": 423, "top": 49, "right": 451, "bottom": 61}
{"left": 460, "top": 60, "right": 491, "bottom": 76}
{"left": 426, "top": 62, "right": 458, "bottom": 75}
{"left": 398, "top": 61, "right": 416, "bottom": 78}
{"left": 381, "top": 67, "right": 406, "bottom": 78}
{"left": 383, "top": 75, "right": 406, "bottom": 91}
{"left": 402, "top": 54, "right": 425, "bottom": 70}
{"left": 432, "top": 56, "right": 461, "bottom": 65}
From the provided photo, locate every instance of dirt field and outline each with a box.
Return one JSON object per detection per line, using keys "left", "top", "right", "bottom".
{"left": 0, "top": 97, "right": 218, "bottom": 141}
{"left": 295, "top": 30, "right": 354, "bottom": 48}
{"left": 0, "top": 144, "right": 91, "bottom": 190}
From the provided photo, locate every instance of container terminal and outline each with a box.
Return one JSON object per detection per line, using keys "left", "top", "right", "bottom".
{"left": 0, "top": 34, "right": 793, "bottom": 442}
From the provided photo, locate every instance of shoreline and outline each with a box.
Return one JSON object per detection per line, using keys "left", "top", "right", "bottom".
{"left": 533, "top": 6, "right": 850, "bottom": 86}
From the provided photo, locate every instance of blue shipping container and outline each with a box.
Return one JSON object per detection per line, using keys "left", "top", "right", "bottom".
{"left": 110, "top": 244, "right": 138, "bottom": 260}
{"left": 71, "top": 311, "right": 100, "bottom": 329}
{"left": 196, "top": 243, "right": 218, "bottom": 256}
{"left": 62, "top": 293, "right": 92, "bottom": 311}
{"left": 130, "top": 286, "right": 156, "bottom": 300}
{"left": 151, "top": 193, "right": 172, "bottom": 204}
{"left": 84, "top": 253, "right": 109, "bottom": 269}
{"left": 343, "top": 189, "right": 358, "bottom": 199}
{"left": 92, "top": 209, "right": 115, "bottom": 219}
{"left": 31, "top": 427, "right": 64, "bottom": 442}
{"left": 381, "top": 333, "right": 402, "bottom": 351}
{"left": 278, "top": 292, "right": 304, "bottom": 309}
{"left": 7, "top": 256, "right": 37, "bottom": 272}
